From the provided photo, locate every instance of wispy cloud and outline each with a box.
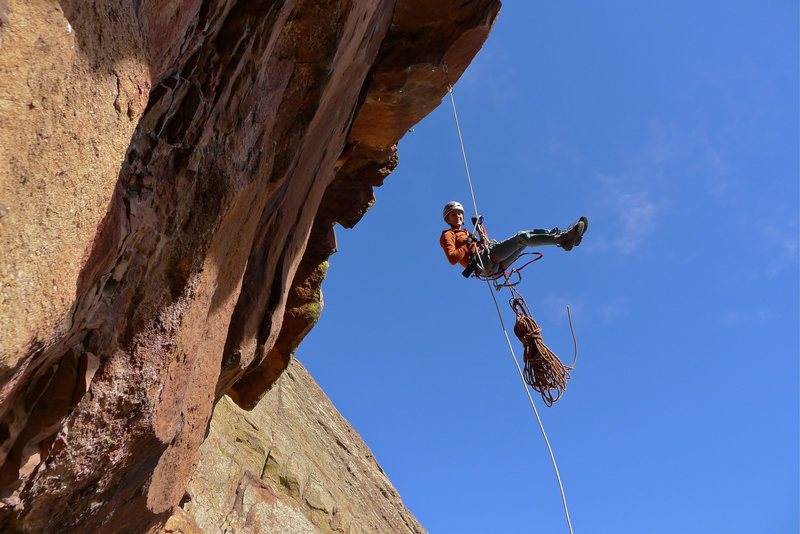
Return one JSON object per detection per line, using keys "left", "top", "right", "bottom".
{"left": 613, "top": 192, "right": 657, "bottom": 254}
{"left": 546, "top": 138, "right": 584, "bottom": 167}
{"left": 588, "top": 119, "right": 732, "bottom": 255}
{"left": 457, "top": 45, "right": 515, "bottom": 107}
{"left": 640, "top": 121, "right": 729, "bottom": 193}
{"left": 763, "top": 219, "right": 800, "bottom": 275}
{"left": 600, "top": 296, "right": 630, "bottom": 323}
{"left": 696, "top": 135, "right": 729, "bottom": 198}
{"left": 539, "top": 294, "right": 631, "bottom": 328}
{"left": 720, "top": 308, "right": 773, "bottom": 326}
{"left": 588, "top": 189, "right": 658, "bottom": 255}
{"left": 538, "top": 295, "right": 584, "bottom": 324}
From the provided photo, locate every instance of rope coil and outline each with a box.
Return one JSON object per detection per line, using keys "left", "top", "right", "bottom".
{"left": 510, "top": 296, "right": 578, "bottom": 407}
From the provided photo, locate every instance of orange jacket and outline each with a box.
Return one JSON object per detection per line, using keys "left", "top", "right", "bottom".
{"left": 440, "top": 228, "right": 474, "bottom": 268}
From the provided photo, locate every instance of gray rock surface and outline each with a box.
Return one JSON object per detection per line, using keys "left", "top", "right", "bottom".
{"left": 168, "top": 359, "right": 424, "bottom": 534}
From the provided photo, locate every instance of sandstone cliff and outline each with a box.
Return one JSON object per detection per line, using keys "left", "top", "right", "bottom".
{"left": 0, "top": 1, "right": 500, "bottom": 531}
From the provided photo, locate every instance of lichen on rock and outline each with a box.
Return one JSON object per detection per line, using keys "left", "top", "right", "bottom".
{"left": 177, "top": 361, "right": 425, "bottom": 534}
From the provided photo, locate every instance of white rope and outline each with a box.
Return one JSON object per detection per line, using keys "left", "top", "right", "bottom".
{"left": 447, "top": 84, "right": 480, "bottom": 220}
{"left": 446, "top": 72, "right": 575, "bottom": 534}
{"left": 484, "top": 280, "right": 575, "bottom": 534}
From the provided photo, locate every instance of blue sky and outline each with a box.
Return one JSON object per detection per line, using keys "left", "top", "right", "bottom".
{"left": 299, "top": 2, "right": 799, "bottom": 532}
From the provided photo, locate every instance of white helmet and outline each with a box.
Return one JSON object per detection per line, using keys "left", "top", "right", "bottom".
{"left": 442, "top": 201, "right": 464, "bottom": 223}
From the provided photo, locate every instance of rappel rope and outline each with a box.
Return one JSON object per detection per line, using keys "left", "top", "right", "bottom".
{"left": 447, "top": 78, "right": 481, "bottom": 220}
{"left": 445, "top": 71, "right": 575, "bottom": 534}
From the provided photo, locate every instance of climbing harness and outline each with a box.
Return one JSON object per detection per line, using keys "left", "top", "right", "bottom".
{"left": 443, "top": 64, "right": 577, "bottom": 534}
{"left": 479, "top": 252, "right": 543, "bottom": 288}
{"left": 464, "top": 217, "right": 544, "bottom": 289}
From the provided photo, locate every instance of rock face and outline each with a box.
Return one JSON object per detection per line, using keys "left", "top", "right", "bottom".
{"left": 0, "top": 0, "right": 499, "bottom": 532}
{"left": 167, "top": 360, "right": 424, "bottom": 534}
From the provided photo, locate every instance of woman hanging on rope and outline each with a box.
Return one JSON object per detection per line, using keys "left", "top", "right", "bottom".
{"left": 439, "top": 201, "right": 588, "bottom": 278}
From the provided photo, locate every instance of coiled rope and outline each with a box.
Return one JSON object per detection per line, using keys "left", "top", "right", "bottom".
{"left": 510, "top": 290, "right": 578, "bottom": 407}
{"left": 444, "top": 66, "right": 576, "bottom": 534}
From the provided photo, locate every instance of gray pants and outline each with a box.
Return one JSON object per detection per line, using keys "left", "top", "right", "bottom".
{"left": 477, "top": 228, "right": 560, "bottom": 276}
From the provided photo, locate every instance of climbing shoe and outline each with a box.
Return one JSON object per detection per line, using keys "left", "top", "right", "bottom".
{"left": 556, "top": 216, "right": 588, "bottom": 251}
{"left": 573, "top": 216, "right": 589, "bottom": 247}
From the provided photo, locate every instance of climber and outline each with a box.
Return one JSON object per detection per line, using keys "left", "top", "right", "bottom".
{"left": 439, "top": 201, "right": 588, "bottom": 278}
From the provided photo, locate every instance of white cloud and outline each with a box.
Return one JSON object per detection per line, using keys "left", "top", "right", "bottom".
{"left": 600, "top": 296, "right": 630, "bottom": 323}
{"left": 720, "top": 309, "right": 744, "bottom": 325}
{"left": 587, "top": 190, "right": 658, "bottom": 255}
{"left": 763, "top": 221, "right": 800, "bottom": 275}
{"left": 614, "top": 192, "right": 657, "bottom": 254}
{"left": 588, "top": 119, "right": 740, "bottom": 256}
{"left": 457, "top": 45, "right": 515, "bottom": 106}
{"left": 696, "top": 135, "right": 729, "bottom": 197}
{"left": 546, "top": 138, "right": 584, "bottom": 166}
{"left": 720, "top": 307, "right": 774, "bottom": 325}
{"left": 538, "top": 295, "right": 584, "bottom": 324}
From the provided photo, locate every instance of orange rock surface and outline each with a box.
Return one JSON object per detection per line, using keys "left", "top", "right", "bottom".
{"left": 0, "top": 0, "right": 499, "bottom": 531}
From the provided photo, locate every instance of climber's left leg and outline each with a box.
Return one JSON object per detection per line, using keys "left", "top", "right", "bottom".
{"left": 489, "top": 228, "right": 560, "bottom": 266}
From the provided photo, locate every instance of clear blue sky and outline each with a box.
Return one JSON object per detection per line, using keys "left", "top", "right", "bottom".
{"left": 300, "top": 2, "right": 799, "bottom": 532}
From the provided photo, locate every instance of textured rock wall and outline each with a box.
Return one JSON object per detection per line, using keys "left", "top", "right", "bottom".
{"left": 0, "top": 0, "right": 500, "bottom": 532}
{"left": 167, "top": 360, "right": 424, "bottom": 534}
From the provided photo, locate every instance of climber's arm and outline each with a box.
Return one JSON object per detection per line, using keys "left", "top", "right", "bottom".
{"left": 440, "top": 231, "right": 471, "bottom": 266}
